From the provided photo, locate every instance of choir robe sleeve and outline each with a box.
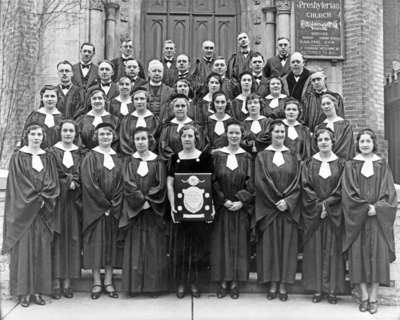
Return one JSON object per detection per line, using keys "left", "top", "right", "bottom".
{"left": 301, "top": 159, "right": 344, "bottom": 242}
{"left": 158, "top": 124, "right": 177, "bottom": 162}
{"left": 81, "top": 152, "right": 123, "bottom": 232}
{"left": 2, "top": 151, "right": 60, "bottom": 254}
{"left": 254, "top": 151, "right": 301, "bottom": 230}
{"left": 342, "top": 159, "right": 397, "bottom": 261}
{"left": 234, "top": 154, "right": 254, "bottom": 206}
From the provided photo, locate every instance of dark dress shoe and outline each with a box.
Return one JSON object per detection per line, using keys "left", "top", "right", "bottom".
{"left": 104, "top": 284, "right": 119, "bottom": 299}
{"left": 230, "top": 286, "right": 239, "bottom": 299}
{"left": 191, "top": 284, "right": 200, "bottom": 298}
{"left": 216, "top": 285, "right": 227, "bottom": 299}
{"left": 63, "top": 287, "right": 74, "bottom": 299}
{"left": 327, "top": 294, "right": 337, "bottom": 304}
{"left": 32, "top": 295, "right": 46, "bottom": 305}
{"left": 20, "top": 295, "right": 30, "bottom": 307}
{"left": 359, "top": 300, "right": 369, "bottom": 312}
{"left": 278, "top": 292, "right": 288, "bottom": 301}
{"left": 52, "top": 287, "right": 62, "bottom": 300}
{"left": 91, "top": 284, "right": 102, "bottom": 299}
{"left": 312, "top": 294, "right": 322, "bottom": 303}
{"left": 369, "top": 300, "right": 378, "bottom": 314}
{"left": 266, "top": 291, "right": 277, "bottom": 300}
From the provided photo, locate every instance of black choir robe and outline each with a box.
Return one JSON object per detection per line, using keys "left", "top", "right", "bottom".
{"left": 49, "top": 143, "right": 83, "bottom": 280}
{"left": 192, "top": 57, "right": 215, "bottom": 89}
{"left": 227, "top": 50, "right": 255, "bottom": 80}
{"left": 81, "top": 147, "right": 123, "bottom": 268}
{"left": 56, "top": 84, "right": 84, "bottom": 120}
{"left": 253, "top": 75, "right": 270, "bottom": 98}
{"left": 241, "top": 116, "right": 272, "bottom": 155}
{"left": 301, "top": 154, "right": 346, "bottom": 294}
{"left": 119, "top": 152, "right": 168, "bottom": 293}
{"left": 342, "top": 155, "right": 397, "bottom": 286}
{"left": 2, "top": 147, "right": 60, "bottom": 296}
{"left": 281, "top": 69, "right": 312, "bottom": 102}
{"left": 205, "top": 114, "right": 231, "bottom": 151}
{"left": 195, "top": 96, "right": 214, "bottom": 129}
{"left": 261, "top": 94, "right": 288, "bottom": 120}
{"left": 72, "top": 63, "right": 98, "bottom": 91}
{"left": 282, "top": 120, "right": 312, "bottom": 161}
{"left": 210, "top": 148, "right": 254, "bottom": 282}
{"left": 221, "top": 77, "right": 240, "bottom": 101}
{"left": 108, "top": 97, "right": 135, "bottom": 121}
{"left": 255, "top": 146, "right": 301, "bottom": 284}
{"left": 230, "top": 94, "right": 249, "bottom": 122}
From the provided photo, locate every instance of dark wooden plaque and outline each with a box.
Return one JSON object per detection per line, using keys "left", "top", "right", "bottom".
{"left": 294, "top": 0, "right": 344, "bottom": 60}
{"left": 173, "top": 172, "right": 214, "bottom": 222}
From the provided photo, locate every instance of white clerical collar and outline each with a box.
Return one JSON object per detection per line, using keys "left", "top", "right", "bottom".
{"left": 219, "top": 146, "right": 246, "bottom": 155}
{"left": 245, "top": 115, "right": 266, "bottom": 121}
{"left": 87, "top": 110, "right": 110, "bottom": 117}
{"left": 20, "top": 146, "right": 46, "bottom": 155}
{"left": 266, "top": 94, "right": 287, "bottom": 99}
{"left": 149, "top": 80, "right": 162, "bottom": 87}
{"left": 266, "top": 145, "right": 289, "bottom": 152}
{"left": 93, "top": 146, "right": 116, "bottom": 155}
{"left": 54, "top": 141, "right": 78, "bottom": 152}
{"left": 132, "top": 109, "right": 153, "bottom": 118}
{"left": 132, "top": 151, "right": 157, "bottom": 161}
{"left": 209, "top": 114, "right": 231, "bottom": 121}
{"left": 38, "top": 107, "right": 61, "bottom": 115}
{"left": 115, "top": 96, "right": 132, "bottom": 103}
{"left": 235, "top": 93, "right": 247, "bottom": 101}
{"left": 171, "top": 117, "right": 192, "bottom": 125}
{"left": 354, "top": 154, "right": 381, "bottom": 162}
{"left": 203, "top": 93, "right": 212, "bottom": 102}
{"left": 323, "top": 116, "right": 344, "bottom": 124}
{"left": 282, "top": 119, "right": 300, "bottom": 126}
{"left": 313, "top": 152, "right": 338, "bottom": 163}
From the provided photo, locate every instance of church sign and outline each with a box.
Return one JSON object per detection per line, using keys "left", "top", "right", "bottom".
{"left": 294, "top": 0, "right": 344, "bottom": 60}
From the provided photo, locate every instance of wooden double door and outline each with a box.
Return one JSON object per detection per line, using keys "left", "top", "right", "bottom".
{"left": 142, "top": 0, "right": 240, "bottom": 66}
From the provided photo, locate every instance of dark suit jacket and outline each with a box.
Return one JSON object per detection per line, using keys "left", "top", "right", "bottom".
{"left": 282, "top": 68, "right": 312, "bottom": 102}
{"left": 72, "top": 63, "right": 98, "bottom": 91}
{"left": 263, "top": 55, "right": 290, "bottom": 79}
{"left": 111, "top": 57, "right": 145, "bottom": 81}
{"left": 161, "top": 58, "right": 178, "bottom": 87}
{"left": 56, "top": 84, "right": 84, "bottom": 120}
{"left": 145, "top": 83, "right": 174, "bottom": 121}
{"left": 192, "top": 57, "right": 215, "bottom": 87}
{"left": 227, "top": 50, "right": 255, "bottom": 80}
{"left": 253, "top": 75, "right": 270, "bottom": 98}
{"left": 130, "top": 77, "right": 147, "bottom": 92}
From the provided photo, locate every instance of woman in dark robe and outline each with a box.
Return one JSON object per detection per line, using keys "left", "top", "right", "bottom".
{"left": 49, "top": 120, "right": 83, "bottom": 299}
{"left": 205, "top": 91, "right": 231, "bottom": 152}
{"left": 230, "top": 72, "right": 255, "bottom": 122}
{"left": 2, "top": 123, "right": 60, "bottom": 307}
{"left": 262, "top": 77, "right": 288, "bottom": 120}
{"left": 342, "top": 129, "right": 397, "bottom": 314}
{"left": 23, "top": 85, "right": 63, "bottom": 149}
{"left": 159, "top": 94, "right": 204, "bottom": 162}
{"left": 241, "top": 93, "right": 271, "bottom": 156}
{"left": 119, "top": 88, "right": 160, "bottom": 155}
{"left": 301, "top": 128, "right": 346, "bottom": 304}
{"left": 167, "top": 124, "right": 214, "bottom": 298}
{"left": 211, "top": 119, "right": 254, "bottom": 299}
{"left": 255, "top": 119, "right": 301, "bottom": 301}
{"left": 81, "top": 122, "right": 123, "bottom": 299}
{"left": 108, "top": 77, "right": 134, "bottom": 120}
{"left": 77, "top": 88, "right": 119, "bottom": 152}
{"left": 282, "top": 99, "right": 312, "bottom": 160}
{"left": 314, "top": 93, "right": 354, "bottom": 160}
{"left": 120, "top": 127, "right": 168, "bottom": 296}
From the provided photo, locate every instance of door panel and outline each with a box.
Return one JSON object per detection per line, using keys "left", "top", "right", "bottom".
{"left": 169, "top": 0, "right": 190, "bottom": 13}
{"left": 168, "top": 15, "right": 190, "bottom": 55}
{"left": 215, "top": 0, "right": 237, "bottom": 14}
{"left": 193, "top": 0, "right": 214, "bottom": 14}
{"left": 192, "top": 16, "right": 213, "bottom": 58}
{"left": 215, "top": 16, "right": 236, "bottom": 59}
{"left": 144, "top": 15, "right": 167, "bottom": 62}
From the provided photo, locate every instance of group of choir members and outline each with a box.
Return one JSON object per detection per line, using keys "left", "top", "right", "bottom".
{"left": 1, "top": 41, "right": 397, "bottom": 316}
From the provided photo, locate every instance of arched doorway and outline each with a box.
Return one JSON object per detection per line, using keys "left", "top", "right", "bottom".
{"left": 141, "top": 0, "right": 240, "bottom": 66}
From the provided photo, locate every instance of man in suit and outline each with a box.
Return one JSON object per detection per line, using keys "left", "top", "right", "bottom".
{"left": 56, "top": 60, "right": 84, "bottom": 119}
{"left": 249, "top": 52, "right": 269, "bottom": 97}
{"left": 192, "top": 40, "right": 216, "bottom": 89}
{"left": 211, "top": 56, "right": 239, "bottom": 100}
{"left": 111, "top": 38, "right": 145, "bottom": 81}
{"left": 263, "top": 37, "right": 291, "bottom": 79}
{"left": 72, "top": 42, "right": 98, "bottom": 91}
{"left": 124, "top": 58, "right": 147, "bottom": 91}
{"left": 281, "top": 52, "right": 312, "bottom": 102}
{"left": 227, "top": 32, "right": 255, "bottom": 80}
{"left": 161, "top": 40, "right": 178, "bottom": 87}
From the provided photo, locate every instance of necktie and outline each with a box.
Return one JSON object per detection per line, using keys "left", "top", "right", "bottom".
{"left": 287, "top": 126, "right": 298, "bottom": 140}
{"left": 62, "top": 150, "right": 74, "bottom": 168}
{"left": 214, "top": 121, "right": 225, "bottom": 136}
{"left": 103, "top": 153, "right": 115, "bottom": 170}
{"left": 137, "top": 161, "right": 149, "bottom": 177}
{"left": 318, "top": 161, "right": 331, "bottom": 179}
{"left": 136, "top": 116, "right": 147, "bottom": 128}
{"left": 32, "top": 154, "right": 44, "bottom": 172}
{"left": 226, "top": 154, "right": 238, "bottom": 171}
{"left": 361, "top": 160, "right": 374, "bottom": 178}
{"left": 120, "top": 102, "right": 129, "bottom": 116}
{"left": 44, "top": 113, "right": 55, "bottom": 127}
{"left": 250, "top": 120, "right": 262, "bottom": 134}
{"left": 272, "top": 151, "right": 285, "bottom": 167}
{"left": 92, "top": 115, "right": 103, "bottom": 127}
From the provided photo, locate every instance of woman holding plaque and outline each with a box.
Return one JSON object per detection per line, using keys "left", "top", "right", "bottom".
{"left": 210, "top": 119, "right": 254, "bottom": 299}
{"left": 167, "top": 124, "right": 213, "bottom": 299}
{"left": 120, "top": 127, "right": 168, "bottom": 296}
{"left": 255, "top": 119, "right": 301, "bottom": 301}
{"left": 342, "top": 129, "right": 397, "bottom": 314}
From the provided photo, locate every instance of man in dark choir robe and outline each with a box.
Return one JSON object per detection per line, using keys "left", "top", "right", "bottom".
{"left": 192, "top": 40, "right": 216, "bottom": 89}
{"left": 111, "top": 38, "right": 145, "bottom": 81}
{"left": 302, "top": 71, "right": 345, "bottom": 133}
{"left": 281, "top": 52, "right": 312, "bottom": 102}
{"left": 263, "top": 37, "right": 291, "bottom": 79}
{"left": 250, "top": 52, "right": 269, "bottom": 98}
{"left": 161, "top": 40, "right": 178, "bottom": 87}
{"left": 211, "top": 56, "right": 239, "bottom": 100}
{"left": 72, "top": 42, "right": 98, "bottom": 91}
{"left": 124, "top": 58, "right": 147, "bottom": 92}
{"left": 56, "top": 60, "right": 84, "bottom": 119}
{"left": 227, "top": 32, "right": 255, "bottom": 80}
{"left": 145, "top": 59, "right": 174, "bottom": 120}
